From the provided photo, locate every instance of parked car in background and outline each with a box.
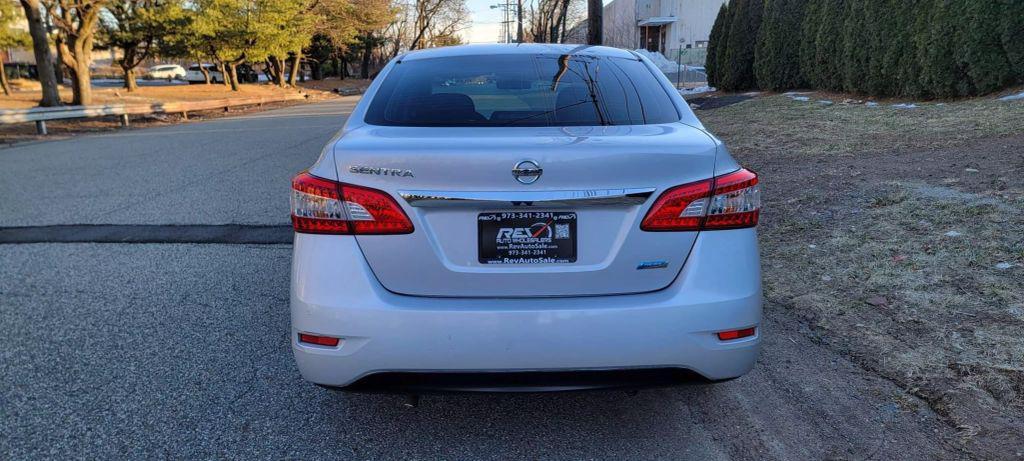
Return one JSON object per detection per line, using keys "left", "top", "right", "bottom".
{"left": 289, "top": 44, "right": 763, "bottom": 393}
{"left": 3, "top": 62, "right": 38, "bottom": 81}
{"left": 234, "top": 64, "right": 260, "bottom": 83}
{"left": 185, "top": 64, "right": 223, "bottom": 84}
{"left": 185, "top": 63, "right": 260, "bottom": 84}
{"left": 144, "top": 64, "right": 186, "bottom": 80}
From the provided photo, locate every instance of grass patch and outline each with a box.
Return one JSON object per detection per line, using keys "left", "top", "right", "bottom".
{"left": 765, "top": 183, "right": 1023, "bottom": 446}
{"left": 701, "top": 95, "right": 1024, "bottom": 157}
{"left": 700, "top": 93, "right": 1024, "bottom": 455}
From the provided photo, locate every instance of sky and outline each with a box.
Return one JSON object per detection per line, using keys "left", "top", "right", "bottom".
{"left": 463, "top": 0, "right": 615, "bottom": 44}
{"left": 464, "top": 0, "right": 509, "bottom": 44}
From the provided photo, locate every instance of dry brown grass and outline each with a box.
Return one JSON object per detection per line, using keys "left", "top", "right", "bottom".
{"left": 700, "top": 94, "right": 1024, "bottom": 456}
{"left": 0, "top": 82, "right": 335, "bottom": 110}
{"left": 704, "top": 94, "right": 1024, "bottom": 158}
{"left": 297, "top": 77, "right": 372, "bottom": 93}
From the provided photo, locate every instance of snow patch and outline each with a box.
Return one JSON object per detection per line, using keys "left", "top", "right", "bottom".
{"left": 632, "top": 49, "right": 680, "bottom": 73}
{"left": 892, "top": 103, "right": 918, "bottom": 109}
{"left": 790, "top": 96, "right": 810, "bottom": 101}
{"left": 999, "top": 91, "right": 1024, "bottom": 101}
{"left": 679, "top": 86, "right": 714, "bottom": 96}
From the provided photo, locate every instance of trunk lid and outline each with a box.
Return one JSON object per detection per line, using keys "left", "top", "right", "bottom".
{"left": 335, "top": 123, "right": 717, "bottom": 297}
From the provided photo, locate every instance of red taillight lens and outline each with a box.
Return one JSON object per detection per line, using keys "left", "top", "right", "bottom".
{"left": 290, "top": 172, "right": 413, "bottom": 235}
{"left": 298, "top": 333, "right": 340, "bottom": 347}
{"left": 717, "top": 327, "right": 756, "bottom": 341}
{"left": 704, "top": 169, "right": 760, "bottom": 229}
{"left": 640, "top": 168, "right": 760, "bottom": 231}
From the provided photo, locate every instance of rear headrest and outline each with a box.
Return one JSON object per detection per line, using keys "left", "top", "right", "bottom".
{"left": 406, "top": 93, "right": 485, "bottom": 123}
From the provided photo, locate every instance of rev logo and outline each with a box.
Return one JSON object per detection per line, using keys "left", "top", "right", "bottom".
{"left": 496, "top": 222, "right": 552, "bottom": 241}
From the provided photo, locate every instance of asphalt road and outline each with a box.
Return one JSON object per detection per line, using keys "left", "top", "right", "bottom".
{"left": 0, "top": 100, "right": 965, "bottom": 459}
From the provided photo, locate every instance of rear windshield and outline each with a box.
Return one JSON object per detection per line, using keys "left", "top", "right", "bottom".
{"left": 364, "top": 54, "right": 680, "bottom": 127}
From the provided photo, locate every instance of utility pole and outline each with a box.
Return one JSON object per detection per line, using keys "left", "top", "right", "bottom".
{"left": 516, "top": 0, "right": 524, "bottom": 43}
{"left": 490, "top": 0, "right": 517, "bottom": 43}
{"left": 587, "top": 0, "right": 603, "bottom": 45}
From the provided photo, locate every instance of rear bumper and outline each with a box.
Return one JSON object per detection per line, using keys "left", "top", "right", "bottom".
{"left": 291, "top": 228, "right": 762, "bottom": 389}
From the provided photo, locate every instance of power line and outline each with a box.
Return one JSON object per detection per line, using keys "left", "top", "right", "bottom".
{"left": 489, "top": 0, "right": 518, "bottom": 43}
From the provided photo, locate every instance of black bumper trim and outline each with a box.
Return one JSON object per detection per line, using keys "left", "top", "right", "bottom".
{"left": 322, "top": 367, "right": 723, "bottom": 394}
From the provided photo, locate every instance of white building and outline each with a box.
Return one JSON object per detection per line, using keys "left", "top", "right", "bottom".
{"left": 603, "top": 0, "right": 727, "bottom": 65}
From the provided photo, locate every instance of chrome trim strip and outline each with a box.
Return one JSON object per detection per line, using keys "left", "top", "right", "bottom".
{"left": 399, "top": 188, "right": 656, "bottom": 208}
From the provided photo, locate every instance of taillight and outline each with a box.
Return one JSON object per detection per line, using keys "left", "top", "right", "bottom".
{"left": 640, "top": 168, "right": 760, "bottom": 231}
{"left": 290, "top": 172, "right": 413, "bottom": 235}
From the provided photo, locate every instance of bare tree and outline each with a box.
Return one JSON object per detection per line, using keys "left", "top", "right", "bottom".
{"left": 45, "top": 0, "right": 106, "bottom": 105}
{"left": 516, "top": 0, "right": 523, "bottom": 42}
{"left": 526, "top": 0, "right": 575, "bottom": 43}
{"left": 585, "top": 0, "right": 600, "bottom": 44}
{"left": 405, "top": 0, "right": 468, "bottom": 50}
{"left": 17, "top": 0, "right": 61, "bottom": 106}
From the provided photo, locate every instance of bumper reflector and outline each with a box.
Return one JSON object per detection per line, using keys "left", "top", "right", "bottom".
{"left": 717, "top": 327, "right": 756, "bottom": 341}
{"left": 298, "top": 333, "right": 340, "bottom": 347}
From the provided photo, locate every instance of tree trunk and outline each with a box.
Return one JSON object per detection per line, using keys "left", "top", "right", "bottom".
{"left": 287, "top": 50, "right": 301, "bottom": 86}
{"left": 69, "top": 40, "right": 92, "bottom": 105}
{"left": 195, "top": 56, "right": 211, "bottom": 84}
{"left": 361, "top": 37, "right": 372, "bottom": 79}
{"left": 71, "top": 60, "right": 91, "bottom": 105}
{"left": 121, "top": 47, "right": 138, "bottom": 91}
{"left": 262, "top": 60, "right": 275, "bottom": 82}
{"left": 269, "top": 56, "right": 286, "bottom": 87}
{"left": 338, "top": 56, "right": 346, "bottom": 80}
{"left": 517, "top": 0, "right": 524, "bottom": 43}
{"left": 0, "top": 58, "right": 10, "bottom": 96}
{"left": 311, "top": 61, "right": 323, "bottom": 80}
{"left": 227, "top": 63, "right": 239, "bottom": 91}
{"left": 18, "top": 0, "right": 60, "bottom": 106}
{"left": 199, "top": 65, "right": 211, "bottom": 84}
{"left": 587, "top": 0, "right": 603, "bottom": 45}
{"left": 216, "top": 62, "right": 229, "bottom": 87}
{"left": 123, "top": 68, "right": 138, "bottom": 91}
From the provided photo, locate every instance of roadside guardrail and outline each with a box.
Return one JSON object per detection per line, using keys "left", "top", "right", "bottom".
{"left": 0, "top": 93, "right": 308, "bottom": 135}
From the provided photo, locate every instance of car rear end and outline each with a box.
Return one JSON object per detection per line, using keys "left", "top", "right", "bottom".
{"left": 184, "top": 65, "right": 219, "bottom": 83}
{"left": 290, "top": 45, "right": 762, "bottom": 392}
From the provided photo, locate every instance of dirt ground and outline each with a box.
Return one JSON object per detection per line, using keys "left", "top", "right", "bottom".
{"left": 0, "top": 81, "right": 336, "bottom": 110}
{"left": 297, "top": 77, "right": 373, "bottom": 94}
{"left": 0, "top": 83, "right": 342, "bottom": 145}
{"left": 698, "top": 92, "right": 1024, "bottom": 459}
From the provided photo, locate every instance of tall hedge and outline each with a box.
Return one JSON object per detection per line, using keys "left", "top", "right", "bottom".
{"left": 754, "top": 0, "right": 807, "bottom": 91}
{"left": 798, "top": 0, "right": 824, "bottom": 87}
{"left": 919, "top": 0, "right": 962, "bottom": 98}
{"left": 706, "top": 3, "right": 729, "bottom": 87}
{"left": 959, "top": 1, "right": 1016, "bottom": 95}
{"left": 706, "top": 0, "right": 1024, "bottom": 98}
{"left": 864, "top": 0, "right": 896, "bottom": 96}
{"left": 840, "top": 0, "right": 868, "bottom": 94}
{"left": 719, "top": 0, "right": 762, "bottom": 91}
{"left": 813, "top": 0, "right": 845, "bottom": 91}
{"left": 1003, "top": 0, "right": 1024, "bottom": 78}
